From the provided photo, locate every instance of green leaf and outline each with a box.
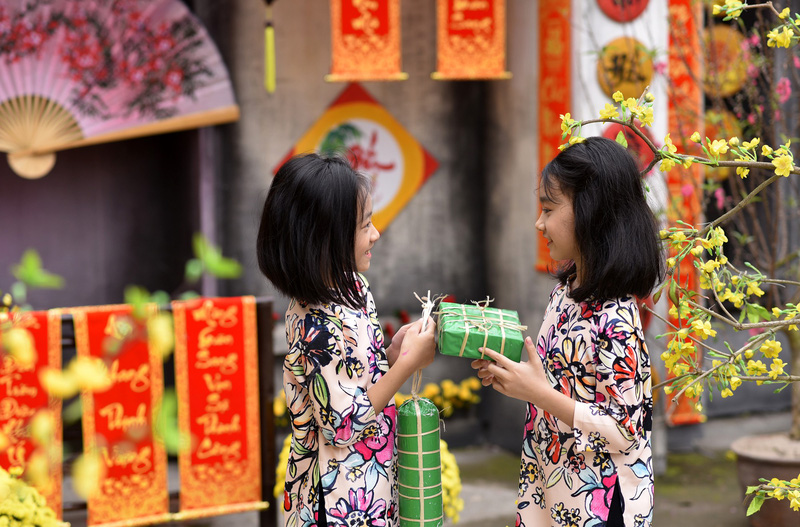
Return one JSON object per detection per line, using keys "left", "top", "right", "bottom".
{"left": 746, "top": 495, "right": 765, "bottom": 516}
{"left": 545, "top": 467, "right": 564, "bottom": 489}
{"left": 124, "top": 285, "right": 151, "bottom": 319}
{"left": 745, "top": 486, "right": 760, "bottom": 495}
{"left": 185, "top": 259, "right": 203, "bottom": 283}
{"left": 312, "top": 374, "right": 330, "bottom": 409}
{"left": 191, "top": 233, "right": 242, "bottom": 279}
{"left": 615, "top": 131, "right": 628, "bottom": 148}
{"left": 11, "top": 249, "right": 64, "bottom": 289}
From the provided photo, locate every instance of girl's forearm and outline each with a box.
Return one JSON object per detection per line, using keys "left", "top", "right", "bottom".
{"left": 533, "top": 386, "right": 576, "bottom": 428}
{"left": 367, "top": 361, "right": 414, "bottom": 413}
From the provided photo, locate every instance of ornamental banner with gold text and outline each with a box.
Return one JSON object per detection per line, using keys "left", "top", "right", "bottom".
{"left": 432, "top": 0, "right": 511, "bottom": 80}
{"left": 172, "top": 296, "right": 263, "bottom": 517}
{"left": 327, "top": 0, "right": 407, "bottom": 81}
{"left": 537, "top": 2, "right": 571, "bottom": 271}
{"left": 277, "top": 83, "right": 438, "bottom": 233}
{"left": 0, "top": 310, "right": 62, "bottom": 516}
{"left": 72, "top": 305, "right": 169, "bottom": 527}
{"left": 667, "top": 0, "right": 704, "bottom": 426}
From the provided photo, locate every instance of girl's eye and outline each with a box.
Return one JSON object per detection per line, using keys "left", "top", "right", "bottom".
{"left": 542, "top": 208, "right": 551, "bottom": 214}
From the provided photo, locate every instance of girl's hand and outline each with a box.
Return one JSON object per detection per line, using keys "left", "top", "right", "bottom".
{"left": 470, "top": 336, "right": 547, "bottom": 403}
{"left": 394, "top": 317, "right": 436, "bottom": 374}
{"left": 385, "top": 323, "right": 411, "bottom": 366}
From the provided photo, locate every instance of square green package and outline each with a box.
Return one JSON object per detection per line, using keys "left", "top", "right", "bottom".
{"left": 436, "top": 302, "right": 525, "bottom": 362}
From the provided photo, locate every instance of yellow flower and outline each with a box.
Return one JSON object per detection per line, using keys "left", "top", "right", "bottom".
{"left": 772, "top": 154, "right": 794, "bottom": 177}
{"left": 690, "top": 246, "right": 705, "bottom": 256}
{"left": 744, "top": 349, "right": 754, "bottom": 359}
{"left": 728, "top": 136, "right": 740, "bottom": 146}
{"left": 690, "top": 131, "right": 702, "bottom": 143}
{"left": 69, "top": 356, "right": 112, "bottom": 392}
{"left": 72, "top": 452, "right": 106, "bottom": 499}
{"left": 39, "top": 367, "right": 78, "bottom": 399}
{"left": 664, "top": 133, "right": 677, "bottom": 154}
{"left": 645, "top": 92, "right": 655, "bottom": 103}
{"left": 612, "top": 91, "right": 624, "bottom": 102}
{"left": 708, "top": 139, "right": 729, "bottom": 157}
{"left": 760, "top": 340, "right": 782, "bottom": 359}
{"left": 768, "top": 358, "right": 786, "bottom": 379}
{"left": 746, "top": 359, "right": 767, "bottom": 376}
{"left": 772, "top": 307, "right": 784, "bottom": 318}
{"left": 742, "top": 138, "right": 760, "bottom": 149}
{"left": 768, "top": 26, "right": 793, "bottom": 48}
{"left": 623, "top": 97, "right": 637, "bottom": 109}
{"left": 148, "top": 312, "right": 174, "bottom": 359}
{"left": 670, "top": 231, "right": 687, "bottom": 242}
{"left": 746, "top": 281, "right": 765, "bottom": 297}
{"left": 719, "top": 288, "right": 744, "bottom": 308}
{"left": 2, "top": 327, "right": 36, "bottom": 368}
{"left": 682, "top": 157, "right": 694, "bottom": 168}
{"left": 569, "top": 136, "right": 586, "bottom": 145}
{"left": 666, "top": 257, "right": 676, "bottom": 268}
{"left": 659, "top": 157, "right": 676, "bottom": 172}
{"left": 736, "top": 166, "right": 749, "bottom": 179}
{"left": 780, "top": 7, "right": 791, "bottom": 19}
{"left": 599, "top": 103, "right": 619, "bottom": 120}
{"left": 691, "top": 319, "right": 717, "bottom": 339}
{"left": 638, "top": 106, "right": 655, "bottom": 126}
{"left": 659, "top": 229, "right": 670, "bottom": 239}
{"left": 762, "top": 144, "right": 774, "bottom": 156}
{"left": 721, "top": 388, "right": 733, "bottom": 398}
{"left": 700, "top": 259, "right": 720, "bottom": 274}
{"left": 730, "top": 376, "right": 742, "bottom": 390}
{"left": 559, "top": 113, "right": 574, "bottom": 133}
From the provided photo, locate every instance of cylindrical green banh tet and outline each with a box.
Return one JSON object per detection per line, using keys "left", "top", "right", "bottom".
{"left": 397, "top": 397, "right": 443, "bottom": 527}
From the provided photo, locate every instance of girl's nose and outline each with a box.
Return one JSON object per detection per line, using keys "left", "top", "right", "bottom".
{"left": 371, "top": 224, "right": 381, "bottom": 242}
{"left": 535, "top": 214, "right": 545, "bottom": 232}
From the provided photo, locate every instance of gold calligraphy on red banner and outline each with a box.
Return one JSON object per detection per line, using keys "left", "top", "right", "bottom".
{"left": 327, "top": 0, "right": 407, "bottom": 81}
{"left": 537, "top": 3, "right": 571, "bottom": 271}
{"left": 432, "top": 0, "right": 511, "bottom": 80}
{"left": 72, "top": 305, "right": 169, "bottom": 527}
{"left": 667, "top": 0, "right": 704, "bottom": 426}
{"left": 172, "top": 297, "right": 263, "bottom": 516}
{"left": 0, "top": 310, "right": 62, "bottom": 516}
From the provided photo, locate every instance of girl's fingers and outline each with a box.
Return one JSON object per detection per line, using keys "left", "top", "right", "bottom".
{"left": 478, "top": 346, "right": 515, "bottom": 368}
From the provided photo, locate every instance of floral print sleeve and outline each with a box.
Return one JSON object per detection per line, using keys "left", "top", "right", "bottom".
{"left": 571, "top": 296, "right": 652, "bottom": 455}
{"left": 286, "top": 306, "right": 378, "bottom": 447}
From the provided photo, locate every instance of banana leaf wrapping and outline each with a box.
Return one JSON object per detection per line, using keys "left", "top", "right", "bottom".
{"left": 397, "top": 397, "right": 443, "bottom": 527}
{"left": 436, "top": 301, "right": 526, "bottom": 362}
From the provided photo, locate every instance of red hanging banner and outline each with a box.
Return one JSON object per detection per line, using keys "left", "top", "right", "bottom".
{"left": 432, "top": 0, "right": 511, "bottom": 80}
{"left": 172, "top": 297, "right": 264, "bottom": 518}
{"left": 72, "top": 305, "right": 169, "bottom": 527}
{"left": 326, "top": 0, "right": 407, "bottom": 82}
{"left": 667, "top": 0, "right": 705, "bottom": 426}
{"left": 0, "top": 310, "right": 63, "bottom": 516}
{"left": 537, "top": 2, "right": 571, "bottom": 271}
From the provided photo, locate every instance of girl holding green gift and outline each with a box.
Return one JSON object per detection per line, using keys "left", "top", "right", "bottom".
{"left": 257, "top": 153, "right": 436, "bottom": 527}
{"left": 472, "top": 137, "right": 664, "bottom": 527}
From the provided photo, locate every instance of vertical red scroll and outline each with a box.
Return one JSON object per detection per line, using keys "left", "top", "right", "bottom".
{"left": 172, "top": 297, "right": 263, "bottom": 517}
{"left": 667, "top": 0, "right": 705, "bottom": 425}
{"left": 0, "top": 310, "right": 62, "bottom": 515}
{"left": 432, "top": 0, "right": 511, "bottom": 80}
{"left": 326, "top": 0, "right": 407, "bottom": 82}
{"left": 72, "top": 305, "right": 169, "bottom": 527}
{"left": 537, "top": 2, "right": 571, "bottom": 271}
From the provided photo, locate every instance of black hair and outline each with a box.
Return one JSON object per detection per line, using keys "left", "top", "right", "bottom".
{"left": 540, "top": 136, "right": 665, "bottom": 303}
{"left": 256, "top": 153, "right": 372, "bottom": 309}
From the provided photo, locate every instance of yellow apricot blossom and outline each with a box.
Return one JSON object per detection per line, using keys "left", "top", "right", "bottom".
{"left": 691, "top": 319, "right": 717, "bottom": 339}
{"left": 708, "top": 139, "right": 729, "bottom": 157}
{"left": 768, "top": 359, "right": 786, "bottom": 379}
{"left": 762, "top": 144, "right": 774, "bottom": 156}
{"left": 599, "top": 103, "right": 620, "bottom": 120}
{"left": 746, "top": 359, "right": 767, "bottom": 376}
{"left": 664, "top": 133, "right": 677, "bottom": 154}
{"left": 690, "top": 131, "right": 702, "bottom": 143}
{"left": 746, "top": 281, "right": 765, "bottom": 297}
{"left": 612, "top": 91, "right": 624, "bottom": 102}
{"left": 659, "top": 157, "right": 676, "bottom": 172}
{"left": 768, "top": 25, "right": 793, "bottom": 48}
{"left": 772, "top": 154, "right": 794, "bottom": 177}
{"left": 760, "top": 340, "right": 782, "bottom": 359}
{"left": 736, "top": 166, "right": 750, "bottom": 178}
{"left": 742, "top": 138, "right": 760, "bottom": 149}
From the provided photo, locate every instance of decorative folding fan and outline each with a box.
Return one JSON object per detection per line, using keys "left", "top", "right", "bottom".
{"left": 0, "top": 0, "right": 239, "bottom": 179}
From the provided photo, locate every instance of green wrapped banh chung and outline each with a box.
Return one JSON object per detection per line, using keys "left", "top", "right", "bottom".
{"left": 436, "top": 300, "right": 526, "bottom": 362}
{"left": 397, "top": 397, "right": 443, "bottom": 527}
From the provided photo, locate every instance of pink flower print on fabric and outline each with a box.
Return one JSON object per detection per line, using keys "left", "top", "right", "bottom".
{"left": 329, "top": 488, "right": 388, "bottom": 527}
{"left": 354, "top": 406, "right": 396, "bottom": 466}
{"left": 587, "top": 473, "right": 618, "bottom": 520}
